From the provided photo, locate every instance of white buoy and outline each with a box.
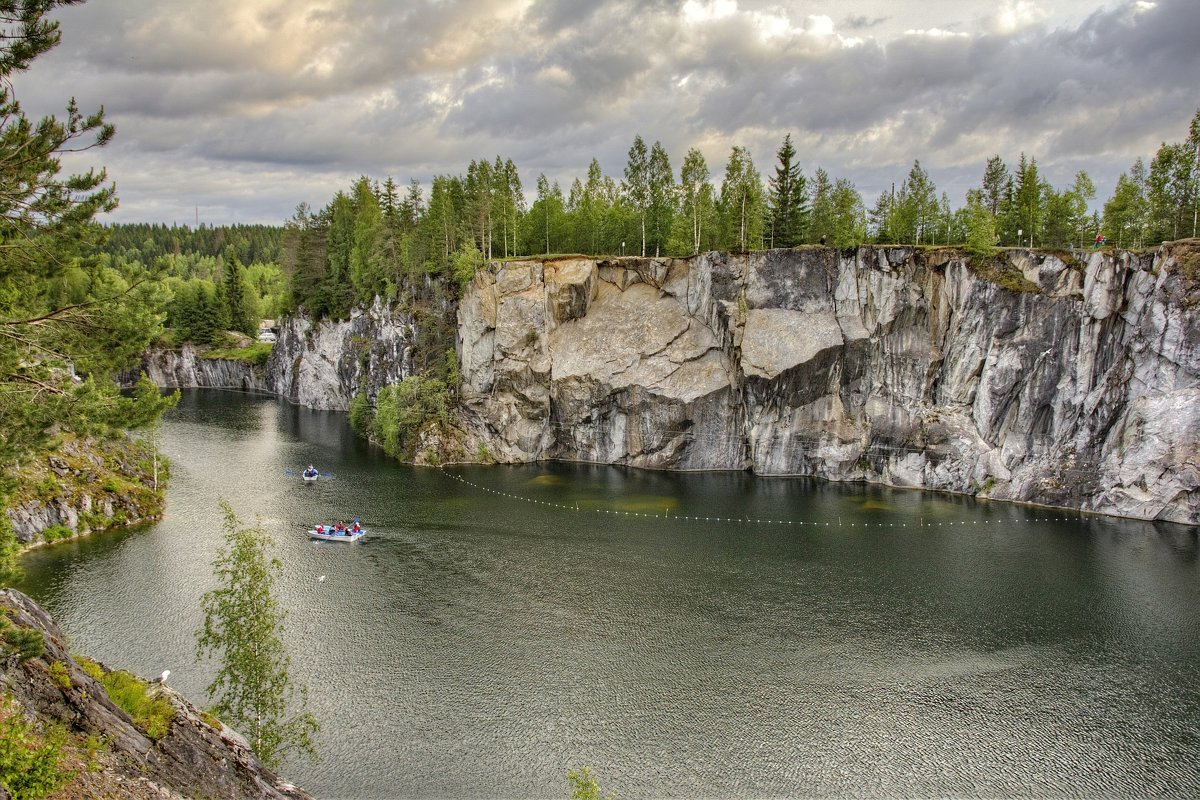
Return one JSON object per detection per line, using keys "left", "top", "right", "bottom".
{"left": 318, "top": 575, "right": 326, "bottom": 582}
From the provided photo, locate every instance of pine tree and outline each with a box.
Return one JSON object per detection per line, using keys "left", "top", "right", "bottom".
{"left": 0, "top": 0, "right": 174, "bottom": 583}
{"left": 196, "top": 502, "right": 318, "bottom": 770}
{"left": 981, "top": 155, "right": 1008, "bottom": 217}
{"left": 222, "top": 254, "right": 255, "bottom": 336}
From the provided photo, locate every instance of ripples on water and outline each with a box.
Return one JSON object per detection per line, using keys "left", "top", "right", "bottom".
{"left": 17, "top": 390, "right": 1200, "bottom": 799}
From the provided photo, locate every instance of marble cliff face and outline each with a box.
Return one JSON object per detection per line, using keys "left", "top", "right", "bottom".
{"left": 453, "top": 245, "right": 1198, "bottom": 523}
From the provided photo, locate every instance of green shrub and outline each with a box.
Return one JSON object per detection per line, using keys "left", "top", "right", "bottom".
{"left": 35, "top": 477, "right": 59, "bottom": 500}
{"left": 204, "top": 341, "right": 273, "bottom": 365}
{"left": 75, "top": 656, "right": 104, "bottom": 682}
{"left": 41, "top": 525, "right": 73, "bottom": 544}
{"left": 349, "top": 391, "right": 373, "bottom": 435}
{"left": 47, "top": 661, "right": 71, "bottom": 691}
{"left": 0, "top": 700, "right": 72, "bottom": 799}
{"left": 373, "top": 376, "right": 451, "bottom": 460}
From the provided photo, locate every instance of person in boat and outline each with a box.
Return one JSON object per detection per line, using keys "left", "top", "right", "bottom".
{"left": 315, "top": 524, "right": 324, "bottom": 533}
{"left": 335, "top": 522, "right": 345, "bottom": 533}
{"left": 303, "top": 465, "right": 318, "bottom": 478}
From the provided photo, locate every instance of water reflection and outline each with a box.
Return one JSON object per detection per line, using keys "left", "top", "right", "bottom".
{"left": 16, "top": 389, "right": 1200, "bottom": 799}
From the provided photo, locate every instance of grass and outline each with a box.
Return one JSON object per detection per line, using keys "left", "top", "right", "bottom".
{"left": 47, "top": 661, "right": 71, "bottom": 691}
{"left": 203, "top": 341, "right": 273, "bottom": 365}
{"left": 75, "top": 657, "right": 175, "bottom": 741}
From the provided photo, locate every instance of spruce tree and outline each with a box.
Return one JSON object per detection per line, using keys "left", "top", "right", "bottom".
{"left": 766, "top": 134, "right": 807, "bottom": 247}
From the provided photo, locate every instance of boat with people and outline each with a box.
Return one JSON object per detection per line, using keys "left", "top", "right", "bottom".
{"left": 302, "top": 464, "right": 320, "bottom": 482}
{"left": 308, "top": 520, "right": 365, "bottom": 542}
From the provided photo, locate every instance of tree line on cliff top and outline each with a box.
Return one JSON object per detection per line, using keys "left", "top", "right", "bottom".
{"left": 279, "top": 109, "right": 1199, "bottom": 319}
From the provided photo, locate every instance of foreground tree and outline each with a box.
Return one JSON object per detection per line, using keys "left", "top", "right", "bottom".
{"left": 568, "top": 766, "right": 614, "bottom": 800}
{"left": 196, "top": 502, "right": 317, "bottom": 769}
{"left": 0, "top": 0, "right": 173, "bottom": 583}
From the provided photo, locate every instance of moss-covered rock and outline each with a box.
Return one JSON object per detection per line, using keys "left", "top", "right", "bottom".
{"left": 4, "top": 435, "right": 169, "bottom": 546}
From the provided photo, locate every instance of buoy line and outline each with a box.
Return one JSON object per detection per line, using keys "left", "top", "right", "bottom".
{"left": 437, "top": 466, "right": 1080, "bottom": 529}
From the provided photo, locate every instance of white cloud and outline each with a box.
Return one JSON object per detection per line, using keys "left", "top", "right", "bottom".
{"left": 682, "top": 0, "right": 738, "bottom": 25}
{"left": 985, "top": 0, "right": 1050, "bottom": 35}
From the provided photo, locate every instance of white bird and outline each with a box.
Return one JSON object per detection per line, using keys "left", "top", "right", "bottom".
{"left": 318, "top": 575, "right": 326, "bottom": 582}
{"left": 155, "top": 669, "right": 170, "bottom": 684}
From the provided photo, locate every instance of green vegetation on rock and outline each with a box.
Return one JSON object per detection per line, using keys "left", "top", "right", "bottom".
{"left": 0, "top": 697, "right": 72, "bottom": 800}
{"left": 76, "top": 657, "right": 175, "bottom": 740}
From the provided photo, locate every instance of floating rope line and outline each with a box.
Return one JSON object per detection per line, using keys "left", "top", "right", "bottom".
{"left": 437, "top": 466, "right": 1080, "bottom": 529}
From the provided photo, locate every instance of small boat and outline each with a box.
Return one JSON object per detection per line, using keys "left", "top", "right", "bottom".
{"left": 301, "top": 466, "right": 320, "bottom": 482}
{"left": 308, "top": 525, "right": 365, "bottom": 542}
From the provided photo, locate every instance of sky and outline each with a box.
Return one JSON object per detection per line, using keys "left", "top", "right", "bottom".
{"left": 20, "top": 0, "right": 1200, "bottom": 226}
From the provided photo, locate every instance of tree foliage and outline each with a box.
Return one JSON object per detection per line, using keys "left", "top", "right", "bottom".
{"left": 568, "top": 766, "right": 614, "bottom": 800}
{"left": 766, "top": 133, "right": 807, "bottom": 247}
{"left": 0, "top": 0, "right": 175, "bottom": 583}
{"left": 196, "top": 501, "right": 318, "bottom": 770}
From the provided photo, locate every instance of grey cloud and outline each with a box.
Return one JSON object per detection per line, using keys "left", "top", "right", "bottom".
{"left": 24, "top": 0, "right": 1200, "bottom": 223}
{"left": 844, "top": 14, "right": 887, "bottom": 30}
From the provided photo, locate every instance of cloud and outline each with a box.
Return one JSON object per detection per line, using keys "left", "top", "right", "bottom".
{"left": 17, "top": 0, "right": 1200, "bottom": 223}
{"left": 844, "top": 13, "right": 887, "bottom": 30}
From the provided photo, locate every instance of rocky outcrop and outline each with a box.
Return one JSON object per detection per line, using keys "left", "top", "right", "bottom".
{"left": 139, "top": 343, "right": 268, "bottom": 391}
{"left": 5, "top": 435, "right": 167, "bottom": 545}
{"left": 454, "top": 245, "right": 1200, "bottom": 523}
{"left": 267, "top": 296, "right": 416, "bottom": 410}
{"left": 0, "top": 589, "right": 310, "bottom": 799}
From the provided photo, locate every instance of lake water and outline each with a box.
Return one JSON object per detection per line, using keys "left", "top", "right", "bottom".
{"left": 17, "top": 390, "right": 1200, "bottom": 799}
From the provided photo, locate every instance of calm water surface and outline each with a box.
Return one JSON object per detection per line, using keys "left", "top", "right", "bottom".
{"left": 17, "top": 390, "right": 1200, "bottom": 799}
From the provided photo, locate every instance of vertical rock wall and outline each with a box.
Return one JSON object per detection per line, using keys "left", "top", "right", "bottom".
{"left": 267, "top": 297, "right": 416, "bottom": 410}
{"left": 137, "top": 344, "right": 268, "bottom": 391}
{"left": 455, "top": 245, "right": 1200, "bottom": 523}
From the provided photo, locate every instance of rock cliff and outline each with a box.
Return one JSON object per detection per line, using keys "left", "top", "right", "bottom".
{"left": 267, "top": 296, "right": 416, "bottom": 410}
{"left": 4, "top": 435, "right": 167, "bottom": 546}
{"left": 139, "top": 343, "right": 268, "bottom": 391}
{"left": 455, "top": 245, "right": 1199, "bottom": 523}
{"left": 0, "top": 589, "right": 310, "bottom": 799}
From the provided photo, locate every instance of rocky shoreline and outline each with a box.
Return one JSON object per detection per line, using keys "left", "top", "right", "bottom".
{"left": 0, "top": 589, "right": 311, "bottom": 799}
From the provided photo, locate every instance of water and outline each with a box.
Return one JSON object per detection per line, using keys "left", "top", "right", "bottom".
{"left": 17, "top": 390, "right": 1200, "bottom": 799}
